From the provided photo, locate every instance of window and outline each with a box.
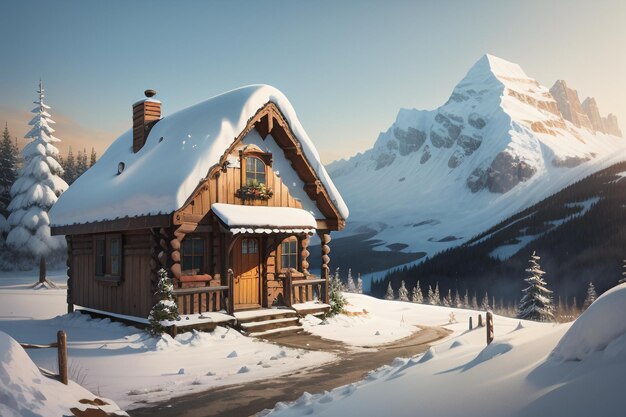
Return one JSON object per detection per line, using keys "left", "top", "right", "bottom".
{"left": 245, "top": 156, "right": 266, "bottom": 185}
{"left": 94, "top": 234, "right": 123, "bottom": 282}
{"left": 182, "top": 236, "right": 205, "bottom": 275}
{"left": 241, "top": 238, "right": 258, "bottom": 254}
{"left": 280, "top": 238, "right": 298, "bottom": 270}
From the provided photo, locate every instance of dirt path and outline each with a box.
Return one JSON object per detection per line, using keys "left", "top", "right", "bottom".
{"left": 130, "top": 326, "right": 450, "bottom": 417}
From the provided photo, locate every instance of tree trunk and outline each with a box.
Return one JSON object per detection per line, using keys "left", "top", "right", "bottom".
{"left": 39, "top": 256, "right": 46, "bottom": 284}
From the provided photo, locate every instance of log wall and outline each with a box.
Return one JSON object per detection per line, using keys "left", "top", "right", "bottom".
{"left": 70, "top": 230, "right": 153, "bottom": 318}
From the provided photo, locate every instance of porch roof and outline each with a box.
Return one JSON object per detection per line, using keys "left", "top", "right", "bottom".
{"left": 212, "top": 203, "right": 316, "bottom": 235}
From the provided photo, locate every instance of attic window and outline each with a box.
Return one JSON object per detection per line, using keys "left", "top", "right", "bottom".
{"left": 246, "top": 156, "right": 266, "bottom": 185}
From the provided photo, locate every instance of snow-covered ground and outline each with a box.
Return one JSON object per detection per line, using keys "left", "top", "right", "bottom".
{"left": 264, "top": 286, "right": 626, "bottom": 417}
{"left": 0, "top": 271, "right": 335, "bottom": 411}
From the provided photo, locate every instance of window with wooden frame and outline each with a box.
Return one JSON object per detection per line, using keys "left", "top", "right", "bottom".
{"left": 93, "top": 234, "right": 123, "bottom": 283}
{"left": 241, "top": 238, "right": 258, "bottom": 254}
{"left": 245, "top": 156, "right": 267, "bottom": 186}
{"left": 280, "top": 237, "right": 298, "bottom": 270}
{"left": 182, "top": 236, "right": 205, "bottom": 275}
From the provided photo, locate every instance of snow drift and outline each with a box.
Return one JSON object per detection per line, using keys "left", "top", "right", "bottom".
{"left": 0, "top": 330, "right": 126, "bottom": 417}
{"left": 552, "top": 283, "right": 626, "bottom": 361}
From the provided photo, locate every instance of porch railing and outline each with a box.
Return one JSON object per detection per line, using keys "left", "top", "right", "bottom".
{"left": 282, "top": 269, "right": 328, "bottom": 307}
{"left": 173, "top": 285, "right": 230, "bottom": 316}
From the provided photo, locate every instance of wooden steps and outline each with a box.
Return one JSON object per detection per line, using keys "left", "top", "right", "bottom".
{"left": 234, "top": 309, "right": 303, "bottom": 337}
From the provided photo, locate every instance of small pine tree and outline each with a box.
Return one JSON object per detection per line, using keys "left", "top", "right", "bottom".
{"left": 454, "top": 289, "right": 462, "bottom": 308}
{"left": 411, "top": 281, "right": 424, "bottom": 303}
{"left": 64, "top": 147, "right": 76, "bottom": 184}
{"left": 481, "top": 291, "right": 490, "bottom": 310}
{"left": 442, "top": 289, "right": 452, "bottom": 307}
{"left": 328, "top": 268, "right": 346, "bottom": 316}
{"left": 433, "top": 282, "right": 441, "bottom": 306}
{"left": 385, "top": 282, "right": 395, "bottom": 300}
{"left": 582, "top": 282, "right": 597, "bottom": 311}
{"left": 398, "top": 280, "right": 409, "bottom": 301}
{"left": 427, "top": 285, "right": 436, "bottom": 305}
{"left": 76, "top": 148, "right": 88, "bottom": 179}
{"left": 620, "top": 260, "right": 626, "bottom": 284}
{"left": 0, "top": 123, "right": 18, "bottom": 217}
{"left": 471, "top": 292, "right": 478, "bottom": 310}
{"left": 463, "top": 289, "right": 470, "bottom": 308}
{"left": 356, "top": 273, "right": 363, "bottom": 294}
{"left": 147, "top": 268, "right": 180, "bottom": 335}
{"left": 346, "top": 268, "right": 356, "bottom": 292}
{"left": 517, "top": 251, "right": 555, "bottom": 322}
{"left": 89, "top": 147, "right": 97, "bottom": 167}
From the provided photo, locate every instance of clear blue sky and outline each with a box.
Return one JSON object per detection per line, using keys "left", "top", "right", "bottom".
{"left": 1, "top": 0, "right": 625, "bottom": 162}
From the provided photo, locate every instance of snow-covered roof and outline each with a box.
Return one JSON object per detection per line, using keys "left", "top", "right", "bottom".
{"left": 212, "top": 203, "right": 316, "bottom": 235}
{"left": 49, "top": 85, "right": 348, "bottom": 228}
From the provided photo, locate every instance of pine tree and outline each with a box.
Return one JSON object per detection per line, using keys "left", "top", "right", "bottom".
{"left": 442, "top": 289, "right": 452, "bottom": 307}
{"left": 427, "top": 285, "right": 436, "bottom": 305}
{"left": 471, "top": 292, "right": 478, "bottom": 310}
{"left": 385, "top": 282, "right": 395, "bottom": 300}
{"left": 398, "top": 280, "right": 409, "bottom": 301}
{"left": 463, "top": 289, "right": 470, "bottom": 308}
{"left": 328, "top": 268, "right": 346, "bottom": 316}
{"left": 620, "top": 259, "right": 626, "bottom": 284}
{"left": 433, "top": 282, "right": 441, "bottom": 306}
{"left": 346, "top": 268, "right": 356, "bottom": 292}
{"left": 6, "top": 81, "right": 68, "bottom": 278}
{"left": 582, "top": 282, "right": 597, "bottom": 311}
{"left": 411, "top": 281, "right": 423, "bottom": 303}
{"left": 147, "top": 268, "right": 180, "bottom": 335}
{"left": 0, "top": 123, "right": 19, "bottom": 217}
{"left": 75, "top": 148, "right": 87, "bottom": 179}
{"left": 517, "top": 251, "right": 555, "bottom": 322}
{"left": 89, "top": 147, "right": 97, "bottom": 167}
{"left": 454, "top": 290, "right": 462, "bottom": 308}
{"left": 356, "top": 273, "right": 363, "bottom": 294}
{"left": 481, "top": 291, "right": 490, "bottom": 310}
{"left": 63, "top": 147, "right": 76, "bottom": 184}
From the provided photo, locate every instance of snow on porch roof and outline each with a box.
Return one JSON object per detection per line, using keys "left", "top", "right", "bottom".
{"left": 212, "top": 203, "right": 317, "bottom": 235}
{"left": 48, "top": 85, "right": 348, "bottom": 228}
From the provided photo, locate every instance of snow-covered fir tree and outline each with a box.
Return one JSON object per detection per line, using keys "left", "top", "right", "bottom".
{"left": 427, "top": 285, "right": 436, "bottom": 305}
{"left": 398, "top": 280, "right": 409, "bottom": 301}
{"left": 463, "top": 289, "right": 470, "bottom": 308}
{"left": 385, "top": 282, "right": 395, "bottom": 300}
{"left": 89, "top": 147, "right": 97, "bottom": 167}
{"left": 6, "top": 81, "right": 68, "bottom": 274}
{"left": 63, "top": 147, "right": 76, "bottom": 184}
{"left": 433, "top": 282, "right": 441, "bottom": 306}
{"left": 356, "top": 273, "right": 363, "bottom": 294}
{"left": 346, "top": 268, "right": 356, "bottom": 292}
{"left": 411, "top": 281, "right": 423, "bottom": 303}
{"left": 443, "top": 289, "right": 452, "bottom": 307}
{"left": 517, "top": 251, "right": 555, "bottom": 322}
{"left": 582, "top": 282, "right": 597, "bottom": 311}
{"left": 471, "top": 292, "right": 478, "bottom": 310}
{"left": 481, "top": 291, "right": 490, "bottom": 310}
{"left": 0, "top": 123, "right": 19, "bottom": 217}
{"left": 147, "top": 268, "right": 180, "bottom": 335}
{"left": 620, "top": 259, "right": 626, "bottom": 284}
{"left": 328, "top": 268, "right": 346, "bottom": 315}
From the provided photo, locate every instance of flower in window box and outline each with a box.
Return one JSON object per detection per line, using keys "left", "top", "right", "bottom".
{"left": 236, "top": 180, "right": 273, "bottom": 201}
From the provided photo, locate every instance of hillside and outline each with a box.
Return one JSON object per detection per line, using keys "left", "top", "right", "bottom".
{"left": 326, "top": 54, "right": 626, "bottom": 275}
{"left": 371, "top": 160, "right": 626, "bottom": 307}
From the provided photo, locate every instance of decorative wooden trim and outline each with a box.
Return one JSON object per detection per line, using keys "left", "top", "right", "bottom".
{"left": 317, "top": 230, "right": 331, "bottom": 304}
{"left": 51, "top": 214, "right": 171, "bottom": 236}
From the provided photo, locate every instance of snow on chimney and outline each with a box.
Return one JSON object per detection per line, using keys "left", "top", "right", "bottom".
{"left": 132, "top": 89, "right": 161, "bottom": 153}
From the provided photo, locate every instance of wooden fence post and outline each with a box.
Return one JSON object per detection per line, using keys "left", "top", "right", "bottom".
{"left": 227, "top": 269, "right": 234, "bottom": 315}
{"left": 285, "top": 269, "right": 293, "bottom": 308}
{"left": 57, "top": 330, "right": 68, "bottom": 385}
{"left": 478, "top": 314, "right": 483, "bottom": 327}
{"left": 486, "top": 311, "right": 494, "bottom": 345}
{"left": 469, "top": 316, "right": 473, "bottom": 330}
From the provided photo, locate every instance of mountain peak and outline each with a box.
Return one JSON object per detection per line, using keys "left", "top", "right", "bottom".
{"left": 466, "top": 54, "right": 529, "bottom": 81}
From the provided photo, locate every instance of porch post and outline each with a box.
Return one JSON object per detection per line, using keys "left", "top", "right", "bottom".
{"left": 299, "top": 236, "right": 310, "bottom": 276}
{"left": 318, "top": 230, "right": 331, "bottom": 304}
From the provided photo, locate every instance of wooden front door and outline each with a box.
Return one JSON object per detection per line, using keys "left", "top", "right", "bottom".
{"left": 231, "top": 237, "right": 261, "bottom": 309}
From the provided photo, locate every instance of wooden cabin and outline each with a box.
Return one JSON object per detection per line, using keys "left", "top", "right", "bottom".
{"left": 49, "top": 85, "right": 348, "bottom": 323}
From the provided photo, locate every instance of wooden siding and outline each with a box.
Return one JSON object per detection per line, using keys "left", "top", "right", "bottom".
{"left": 70, "top": 230, "right": 153, "bottom": 318}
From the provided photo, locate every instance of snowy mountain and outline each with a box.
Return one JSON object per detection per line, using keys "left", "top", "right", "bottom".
{"left": 327, "top": 54, "right": 626, "bottom": 268}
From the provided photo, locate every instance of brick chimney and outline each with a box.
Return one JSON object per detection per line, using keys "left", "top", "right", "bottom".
{"left": 132, "top": 89, "right": 161, "bottom": 153}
